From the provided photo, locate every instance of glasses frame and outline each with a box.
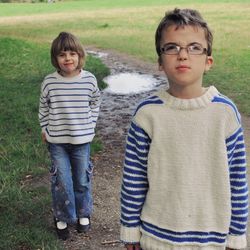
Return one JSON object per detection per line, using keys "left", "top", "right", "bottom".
{"left": 160, "top": 43, "right": 207, "bottom": 56}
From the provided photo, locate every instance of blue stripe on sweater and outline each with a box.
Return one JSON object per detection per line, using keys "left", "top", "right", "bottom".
{"left": 226, "top": 126, "right": 248, "bottom": 235}
{"left": 134, "top": 96, "right": 163, "bottom": 115}
{"left": 121, "top": 121, "right": 150, "bottom": 227}
{"left": 46, "top": 129, "right": 94, "bottom": 138}
{"left": 212, "top": 95, "right": 241, "bottom": 123}
{"left": 141, "top": 222, "right": 227, "bottom": 244}
{"left": 43, "top": 81, "right": 95, "bottom": 92}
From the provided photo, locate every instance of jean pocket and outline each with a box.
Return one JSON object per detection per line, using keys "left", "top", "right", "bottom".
{"left": 49, "top": 162, "right": 57, "bottom": 176}
{"left": 86, "top": 162, "right": 94, "bottom": 182}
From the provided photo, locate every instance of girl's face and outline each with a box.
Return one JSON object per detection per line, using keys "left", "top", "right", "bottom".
{"left": 57, "top": 50, "right": 80, "bottom": 77}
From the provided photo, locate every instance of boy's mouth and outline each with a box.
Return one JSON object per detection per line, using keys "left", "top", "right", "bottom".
{"left": 176, "top": 65, "right": 190, "bottom": 69}
{"left": 176, "top": 65, "right": 190, "bottom": 71}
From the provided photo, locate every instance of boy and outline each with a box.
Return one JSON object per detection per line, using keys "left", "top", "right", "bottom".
{"left": 39, "top": 32, "right": 100, "bottom": 240}
{"left": 120, "top": 8, "right": 248, "bottom": 250}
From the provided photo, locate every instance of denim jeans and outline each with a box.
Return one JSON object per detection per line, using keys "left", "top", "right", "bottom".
{"left": 48, "top": 143, "right": 93, "bottom": 224}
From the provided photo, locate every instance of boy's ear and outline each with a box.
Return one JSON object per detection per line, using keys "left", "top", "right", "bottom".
{"left": 158, "top": 57, "right": 163, "bottom": 71}
{"left": 205, "top": 56, "right": 214, "bottom": 72}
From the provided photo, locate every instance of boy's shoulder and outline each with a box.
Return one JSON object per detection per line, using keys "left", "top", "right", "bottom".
{"left": 211, "top": 91, "right": 241, "bottom": 123}
{"left": 212, "top": 92, "right": 237, "bottom": 108}
{"left": 134, "top": 91, "right": 164, "bottom": 116}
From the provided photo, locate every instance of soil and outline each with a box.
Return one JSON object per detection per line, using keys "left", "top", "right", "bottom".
{"left": 45, "top": 48, "right": 250, "bottom": 250}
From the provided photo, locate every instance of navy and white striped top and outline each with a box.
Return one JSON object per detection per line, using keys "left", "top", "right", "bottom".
{"left": 39, "top": 70, "right": 100, "bottom": 144}
{"left": 120, "top": 86, "right": 248, "bottom": 249}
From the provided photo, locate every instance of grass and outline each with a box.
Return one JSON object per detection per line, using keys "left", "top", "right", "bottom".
{"left": 0, "top": 0, "right": 249, "bottom": 114}
{"left": 0, "top": 0, "right": 249, "bottom": 248}
{"left": 0, "top": 37, "right": 109, "bottom": 249}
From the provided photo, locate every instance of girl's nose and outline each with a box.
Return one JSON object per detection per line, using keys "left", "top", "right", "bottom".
{"left": 65, "top": 53, "right": 71, "bottom": 60}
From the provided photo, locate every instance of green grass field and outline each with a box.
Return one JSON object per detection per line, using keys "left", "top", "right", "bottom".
{"left": 0, "top": 0, "right": 249, "bottom": 249}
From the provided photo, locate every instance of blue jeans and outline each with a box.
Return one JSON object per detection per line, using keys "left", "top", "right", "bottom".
{"left": 48, "top": 143, "right": 93, "bottom": 224}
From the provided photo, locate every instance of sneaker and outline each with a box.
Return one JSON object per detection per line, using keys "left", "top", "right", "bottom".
{"left": 54, "top": 218, "right": 69, "bottom": 240}
{"left": 77, "top": 217, "right": 91, "bottom": 233}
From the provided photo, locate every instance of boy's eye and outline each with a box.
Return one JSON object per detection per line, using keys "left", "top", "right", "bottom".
{"left": 70, "top": 52, "right": 77, "bottom": 56}
{"left": 189, "top": 44, "right": 203, "bottom": 52}
{"left": 161, "top": 43, "right": 207, "bottom": 55}
{"left": 161, "top": 44, "right": 179, "bottom": 55}
{"left": 166, "top": 45, "right": 178, "bottom": 52}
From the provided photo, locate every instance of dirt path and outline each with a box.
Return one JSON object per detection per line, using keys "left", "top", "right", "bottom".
{"left": 62, "top": 49, "right": 250, "bottom": 250}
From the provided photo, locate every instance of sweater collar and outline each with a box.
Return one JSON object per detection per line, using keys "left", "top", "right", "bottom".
{"left": 157, "top": 86, "right": 219, "bottom": 110}
{"left": 54, "top": 69, "right": 83, "bottom": 81}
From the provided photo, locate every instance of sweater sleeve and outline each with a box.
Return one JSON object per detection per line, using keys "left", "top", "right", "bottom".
{"left": 226, "top": 126, "right": 248, "bottom": 249}
{"left": 89, "top": 78, "right": 101, "bottom": 126}
{"left": 120, "top": 120, "right": 150, "bottom": 244}
{"left": 38, "top": 81, "right": 49, "bottom": 132}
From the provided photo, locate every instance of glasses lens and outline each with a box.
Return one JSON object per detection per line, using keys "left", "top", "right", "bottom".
{"left": 161, "top": 43, "right": 206, "bottom": 55}
{"left": 162, "top": 44, "right": 179, "bottom": 55}
{"left": 188, "top": 44, "right": 204, "bottom": 55}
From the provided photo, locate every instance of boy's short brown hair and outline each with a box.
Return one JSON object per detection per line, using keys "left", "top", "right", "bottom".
{"left": 155, "top": 8, "right": 213, "bottom": 64}
{"left": 51, "top": 32, "right": 86, "bottom": 70}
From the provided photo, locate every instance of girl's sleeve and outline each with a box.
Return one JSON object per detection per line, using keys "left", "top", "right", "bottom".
{"left": 120, "top": 120, "right": 150, "bottom": 244}
{"left": 38, "top": 81, "right": 49, "bottom": 132}
{"left": 90, "top": 78, "right": 101, "bottom": 126}
{"left": 226, "top": 126, "right": 248, "bottom": 249}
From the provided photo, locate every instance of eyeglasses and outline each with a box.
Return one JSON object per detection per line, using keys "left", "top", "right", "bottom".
{"left": 160, "top": 43, "right": 207, "bottom": 55}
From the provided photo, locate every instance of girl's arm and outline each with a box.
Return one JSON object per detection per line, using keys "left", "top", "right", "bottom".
{"left": 90, "top": 79, "right": 101, "bottom": 125}
{"left": 38, "top": 81, "right": 49, "bottom": 133}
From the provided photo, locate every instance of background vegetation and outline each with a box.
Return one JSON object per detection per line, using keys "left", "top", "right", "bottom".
{"left": 0, "top": 0, "right": 249, "bottom": 249}
{"left": 0, "top": 0, "right": 249, "bottom": 113}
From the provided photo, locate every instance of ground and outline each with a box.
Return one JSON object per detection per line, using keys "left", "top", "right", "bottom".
{"left": 56, "top": 48, "right": 250, "bottom": 250}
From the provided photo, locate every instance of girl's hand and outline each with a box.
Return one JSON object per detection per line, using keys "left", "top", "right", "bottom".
{"left": 41, "top": 132, "right": 47, "bottom": 143}
{"left": 125, "top": 243, "right": 141, "bottom": 250}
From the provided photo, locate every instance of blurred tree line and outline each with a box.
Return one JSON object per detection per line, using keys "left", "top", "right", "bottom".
{"left": 0, "top": 0, "right": 56, "bottom": 2}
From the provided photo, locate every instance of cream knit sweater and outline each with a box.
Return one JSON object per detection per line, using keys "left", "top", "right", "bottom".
{"left": 120, "top": 86, "right": 248, "bottom": 250}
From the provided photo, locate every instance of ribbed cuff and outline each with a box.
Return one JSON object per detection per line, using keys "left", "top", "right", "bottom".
{"left": 226, "top": 234, "right": 247, "bottom": 249}
{"left": 120, "top": 225, "right": 141, "bottom": 243}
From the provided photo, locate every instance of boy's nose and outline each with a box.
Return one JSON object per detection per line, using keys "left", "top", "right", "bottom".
{"left": 177, "top": 48, "right": 188, "bottom": 60}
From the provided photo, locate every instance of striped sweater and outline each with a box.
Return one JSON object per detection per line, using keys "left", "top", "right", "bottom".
{"left": 38, "top": 70, "right": 100, "bottom": 144}
{"left": 120, "top": 86, "right": 248, "bottom": 249}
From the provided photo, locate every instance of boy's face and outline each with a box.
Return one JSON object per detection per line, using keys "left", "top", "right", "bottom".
{"left": 56, "top": 50, "right": 80, "bottom": 77}
{"left": 159, "top": 25, "right": 213, "bottom": 94}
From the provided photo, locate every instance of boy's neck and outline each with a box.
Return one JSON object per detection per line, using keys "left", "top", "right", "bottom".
{"left": 167, "top": 85, "right": 206, "bottom": 99}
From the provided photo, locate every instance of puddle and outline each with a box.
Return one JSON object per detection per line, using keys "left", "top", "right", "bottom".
{"left": 88, "top": 49, "right": 165, "bottom": 94}
{"left": 87, "top": 50, "right": 108, "bottom": 58}
{"left": 103, "top": 72, "right": 162, "bottom": 94}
